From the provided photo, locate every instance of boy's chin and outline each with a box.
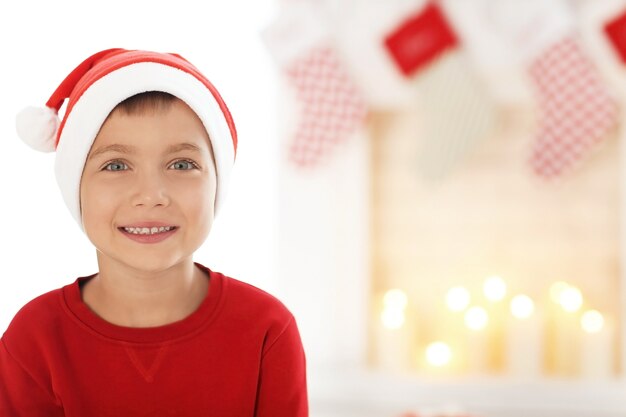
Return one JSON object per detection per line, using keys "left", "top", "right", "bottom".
{"left": 96, "top": 250, "right": 193, "bottom": 273}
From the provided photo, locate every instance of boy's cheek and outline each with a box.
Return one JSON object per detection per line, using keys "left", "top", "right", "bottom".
{"left": 81, "top": 185, "right": 121, "bottom": 217}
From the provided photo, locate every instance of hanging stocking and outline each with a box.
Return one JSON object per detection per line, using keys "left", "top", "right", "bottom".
{"left": 261, "top": 1, "right": 368, "bottom": 168}
{"left": 383, "top": 1, "right": 498, "bottom": 180}
{"left": 605, "top": 5, "right": 626, "bottom": 73}
{"left": 487, "top": 0, "right": 619, "bottom": 180}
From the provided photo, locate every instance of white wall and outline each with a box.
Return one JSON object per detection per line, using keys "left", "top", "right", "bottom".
{"left": 273, "top": 76, "right": 371, "bottom": 371}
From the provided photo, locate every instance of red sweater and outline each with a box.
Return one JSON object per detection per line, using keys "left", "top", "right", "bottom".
{"left": 0, "top": 262, "right": 308, "bottom": 416}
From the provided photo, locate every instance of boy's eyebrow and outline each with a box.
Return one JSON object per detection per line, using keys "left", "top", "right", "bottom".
{"left": 88, "top": 142, "right": 202, "bottom": 160}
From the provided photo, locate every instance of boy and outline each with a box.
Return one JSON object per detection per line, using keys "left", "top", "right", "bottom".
{"left": 1, "top": 48, "right": 308, "bottom": 416}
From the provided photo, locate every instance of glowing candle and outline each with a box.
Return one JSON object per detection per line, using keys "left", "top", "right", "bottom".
{"left": 549, "top": 284, "right": 583, "bottom": 376}
{"left": 463, "top": 306, "right": 489, "bottom": 374}
{"left": 374, "top": 289, "right": 413, "bottom": 373}
{"left": 505, "top": 295, "right": 543, "bottom": 378}
{"left": 483, "top": 276, "right": 507, "bottom": 372}
{"left": 580, "top": 310, "right": 615, "bottom": 379}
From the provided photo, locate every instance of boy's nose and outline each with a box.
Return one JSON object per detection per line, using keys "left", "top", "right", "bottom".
{"left": 129, "top": 174, "right": 171, "bottom": 207}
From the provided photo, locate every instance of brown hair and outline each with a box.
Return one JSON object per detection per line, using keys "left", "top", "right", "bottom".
{"left": 104, "top": 91, "right": 179, "bottom": 123}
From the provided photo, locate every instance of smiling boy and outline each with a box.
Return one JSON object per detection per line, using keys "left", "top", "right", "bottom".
{"left": 79, "top": 93, "right": 216, "bottom": 329}
{"left": 1, "top": 49, "right": 308, "bottom": 416}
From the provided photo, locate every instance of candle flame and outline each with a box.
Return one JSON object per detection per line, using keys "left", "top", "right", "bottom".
{"left": 581, "top": 310, "right": 604, "bottom": 333}
{"left": 464, "top": 306, "right": 488, "bottom": 330}
{"left": 510, "top": 294, "right": 535, "bottom": 319}
{"left": 383, "top": 289, "right": 408, "bottom": 311}
{"left": 558, "top": 286, "right": 583, "bottom": 313}
{"left": 426, "top": 342, "right": 452, "bottom": 367}
{"left": 446, "top": 286, "right": 471, "bottom": 312}
{"left": 483, "top": 276, "right": 506, "bottom": 302}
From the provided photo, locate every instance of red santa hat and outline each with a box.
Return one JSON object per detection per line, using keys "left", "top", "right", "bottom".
{"left": 15, "top": 48, "right": 238, "bottom": 232}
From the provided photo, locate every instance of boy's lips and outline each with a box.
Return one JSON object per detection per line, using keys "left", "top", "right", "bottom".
{"left": 118, "top": 221, "right": 178, "bottom": 228}
{"left": 118, "top": 223, "right": 179, "bottom": 244}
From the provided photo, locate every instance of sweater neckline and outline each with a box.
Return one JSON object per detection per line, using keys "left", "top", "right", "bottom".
{"left": 62, "top": 261, "right": 225, "bottom": 344}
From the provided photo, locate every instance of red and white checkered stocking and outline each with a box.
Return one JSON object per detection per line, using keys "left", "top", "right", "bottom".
{"left": 284, "top": 45, "right": 367, "bottom": 167}
{"left": 528, "top": 36, "right": 618, "bottom": 179}
{"left": 262, "top": 1, "right": 367, "bottom": 168}
{"left": 489, "top": 0, "right": 618, "bottom": 179}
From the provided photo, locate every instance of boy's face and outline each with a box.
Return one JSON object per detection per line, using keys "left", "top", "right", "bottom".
{"left": 79, "top": 99, "right": 217, "bottom": 272}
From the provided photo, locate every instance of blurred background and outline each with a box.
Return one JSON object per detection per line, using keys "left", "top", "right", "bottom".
{"left": 2, "top": 0, "right": 626, "bottom": 416}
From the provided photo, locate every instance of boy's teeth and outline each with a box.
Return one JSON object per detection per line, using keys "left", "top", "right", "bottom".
{"left": 123, "top": 226, "right": 173, "bottom": 235}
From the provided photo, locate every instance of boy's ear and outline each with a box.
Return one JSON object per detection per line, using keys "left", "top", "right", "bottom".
{"left": 78, "top": 181, "right": 86, "bottom": 229}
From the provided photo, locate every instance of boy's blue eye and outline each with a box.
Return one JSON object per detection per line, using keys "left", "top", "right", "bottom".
{"left": 170, "top": 160, "right": 198, "bottom": 170}
{"left": 102, "top": 159, "right": 199, "bottom": 171}
{"left": 104, "top": 161, "right": 127, "bottom": 171}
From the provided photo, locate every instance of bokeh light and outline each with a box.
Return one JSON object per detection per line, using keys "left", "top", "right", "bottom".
{"left": 383, "top": 289, "right": 408, "bottom": 311}
{"left": 426, "top": 342, "right": 452, "bottom": 367}
{"left": 558, "top": 286, "right": 583, "bottom": 313}
{"left": 446, "top": 286, "right": 471, "bottom": 312}
{"left": 510, "top": 294, "right": 535, "bottom": 319}
{"left": 464, "top": 306, "right": 488, "bottom": 330}
{"left": 483, "top": 276, "right": 507, "bottom": 302}
{"left": 581, "top": 310, "right": 605, "bottom": 334}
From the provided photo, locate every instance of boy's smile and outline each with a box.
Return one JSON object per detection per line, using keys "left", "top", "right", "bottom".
{"left": 79, "top": 97, "right": 217, "bottom": 272}
{"left": 119, "top": 225, "right": 179, "bottom": 243}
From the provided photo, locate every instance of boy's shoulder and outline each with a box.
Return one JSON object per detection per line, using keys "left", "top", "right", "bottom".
{"left": 218, "top": 272, "right": 295, "bottom": 324}
{"left": 2, "top": 285, "right": 66, "bottom": 348}
{"left": 6, "top": 286, "right": 64, "bottom": 328}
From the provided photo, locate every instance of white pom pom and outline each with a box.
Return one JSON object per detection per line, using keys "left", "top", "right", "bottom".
{"left": 15, "top": 106, "right": 60, "bottom": 153}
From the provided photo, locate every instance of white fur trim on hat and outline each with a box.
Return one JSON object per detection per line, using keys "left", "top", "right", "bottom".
{"left": 15, "top": 105, "right": 60, "bottom": 153}
{"left": 54, "top": 62, "right": 235, "bottom": 232}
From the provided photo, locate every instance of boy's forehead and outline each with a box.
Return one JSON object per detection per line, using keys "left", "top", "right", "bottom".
{"left": 89, "top": 105, "right": 214, "bottom": 160}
